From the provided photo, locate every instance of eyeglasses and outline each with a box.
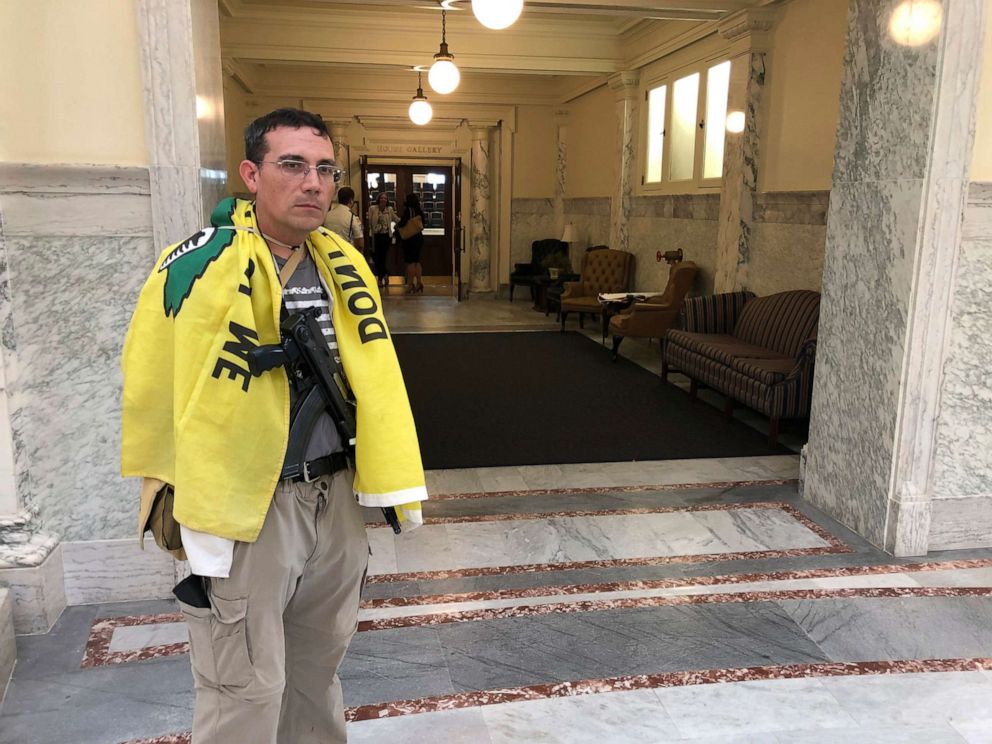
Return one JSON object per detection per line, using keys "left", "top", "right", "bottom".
{"left": 255, "top": 159, "right": 345, "bottom": 183}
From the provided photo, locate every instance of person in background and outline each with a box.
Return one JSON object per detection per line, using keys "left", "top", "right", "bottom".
{"left": 367, "top": 191, "right": 396, "bottom": 289}
{"left": 323, "top": 185, "right": 364, "bottom": 254}
{"left": 396, "top": 191, "right": 425, "bottom": 294}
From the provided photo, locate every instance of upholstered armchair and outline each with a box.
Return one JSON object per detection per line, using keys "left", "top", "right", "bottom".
{"left": 560, "top": 249, "right": 633, "bottom": 331}
{"left": 608, "top": 261, "right": 698, "bottom": 360}
{"left": 509, "top": 238, "right": 565, "bottom": 301}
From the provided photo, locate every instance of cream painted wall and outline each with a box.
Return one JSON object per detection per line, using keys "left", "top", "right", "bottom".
{"left": 223, "top": 78, "right": 249, "bottom": 194}
{"left": 565, "top": 85, "right": 616, "bottom": 198}
{"left": 512, "top": 106, "right": 555, "bottom": 198}
{"left": 0, "top": 0, "right": 147, "bottom": 165}
{"left": 761, "top": 0, "right": 849, "bottom": 191}
{"left": 971, "top": 9, "right": 992, "bottom": 181}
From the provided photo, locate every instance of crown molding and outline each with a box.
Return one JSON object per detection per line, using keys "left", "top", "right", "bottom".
{"left": 717, "top": 8, "right": 776, "bottom": 44}
{"left": 623, "top": 21, "right": 717, "bottom": 70}
{"left": 559, "top": 76, "right": 609, "bottom": 103}
{"left": 222, "top": 59, "right": 255, "bottom": 94}
{"left": 608, "top": 70, "right": 641, "bottom": 100}
{"left": 357, "top": 115, "right": 466, "bottom": 131}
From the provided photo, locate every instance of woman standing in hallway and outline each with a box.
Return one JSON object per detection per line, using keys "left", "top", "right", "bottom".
{"left": 397, "top": 192, "right": 425, "bottom": 293}
{"left": 368, "top": 191, "right": 396, "bottom": 289}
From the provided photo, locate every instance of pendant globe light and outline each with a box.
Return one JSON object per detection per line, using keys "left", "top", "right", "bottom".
{"left": 408, "top": 71, "right": 433, "bottom": 126}
{"left": 471, "top": 0, "right": 523, "bottom": 30}
{"left": 428, "top": 4, "right": 460, "bottom": 95}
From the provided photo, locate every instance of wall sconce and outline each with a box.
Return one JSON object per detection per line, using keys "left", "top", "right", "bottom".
{"left": 889, "top": 0, "right": 942, "bottom": 46}
{"left": 429, "top": 3, "right": 460, "bottom": 94}
{"left": 725, "top": 111, "right": 745, "bottom": 133}
{"left": 472, "top": 0, "right": 523, "bottom": 30}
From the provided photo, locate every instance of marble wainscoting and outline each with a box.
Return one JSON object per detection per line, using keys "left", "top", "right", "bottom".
{"left": 0, "top": 587, "right": 12, "bottom": 701}
{"left": 929, "top": 183, "right": 992, "bottom": 550}
{"left": 628, "top": 193, "right": 720, "bottom": 295}
{"left": 747, "top": 191, "right": 829, "bottom": 297}
{"left": 0, "top": 163, "right": 156, "bottom": 633}
{"left": 508, "top": 198, "right": 556, "bottom": 278}
{"left": 562, "top": 197, "right": 611, "bottom": 251}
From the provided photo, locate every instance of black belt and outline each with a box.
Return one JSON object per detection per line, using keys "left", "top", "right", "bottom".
{"left": 282, "top": 451, "right": 350, "bottom": 483}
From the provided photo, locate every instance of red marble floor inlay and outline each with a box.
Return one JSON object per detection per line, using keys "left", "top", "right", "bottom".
{"left": 364, "top": 557, "right": 992, "bottom": 609}
{"left": 345, "top": 657, "right": 992, "bottom": 721}
{"left": 427, "top": 478, "right": 800, "bottom": 502}
{"left": 365, "top": 501, "right": 848, "bottom": 584}
{"left": 357, "top": 586, "right": 992, "bottom": 631}
{"left": 88, "top": 585, "right": 992, "bottom": 669}
{"left": 120, "top": 656, "right": 992, "bottom": 742}
{"left": 365, "top": 545, "right": 851, "bottom": 585}
{"left": 366, "top": 500, "right": 841, "bottom": 543}
{"left": 81, "top": 612, "right": 185, "bottom": 669}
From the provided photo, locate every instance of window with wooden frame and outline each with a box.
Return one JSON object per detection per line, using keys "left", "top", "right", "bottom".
{"left": 642, "top": 58, "right": 732, "bottom": 190}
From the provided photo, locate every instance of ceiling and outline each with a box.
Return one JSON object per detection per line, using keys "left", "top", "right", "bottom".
{"left": 219, "top": 0, "right": 769, "bottom": 103}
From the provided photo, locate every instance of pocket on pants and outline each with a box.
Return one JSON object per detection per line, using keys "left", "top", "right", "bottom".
{"left": 180, "top": 593, "right": 253, "bottom": 689}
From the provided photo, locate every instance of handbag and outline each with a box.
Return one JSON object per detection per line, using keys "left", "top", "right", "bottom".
{"left": 397, "top": 214, "right": 423, "bottom": 240}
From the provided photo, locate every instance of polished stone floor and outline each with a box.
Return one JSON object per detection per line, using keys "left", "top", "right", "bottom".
{"left": 2, "top": 296, "right": 990, "bottom": 743}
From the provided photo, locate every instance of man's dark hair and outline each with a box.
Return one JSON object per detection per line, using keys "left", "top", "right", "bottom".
{"left": 244, "top": 108, "right": 330, "bottom": 164}
{"left": 338, "top": 186, "right": 355, "bottom": 205}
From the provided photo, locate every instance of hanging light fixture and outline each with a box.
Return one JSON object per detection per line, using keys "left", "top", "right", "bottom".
{"left": 471, "top": 0, "right": 523, "bottom": 30}
{"left": 428, "top": 3, "right": 460, "bottom": 95}
{"left": 408, "top": 71, "right": 433, "bottom": 126}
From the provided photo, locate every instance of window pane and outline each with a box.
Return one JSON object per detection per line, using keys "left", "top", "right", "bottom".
{"left": 645, "top": 85, "right": 666, "bottom": 183}
{"left": 670, "top": 72, "right": 699, "bottom": 181}
{"left": 703, "top": 60, "right": 731, "bottom": 179}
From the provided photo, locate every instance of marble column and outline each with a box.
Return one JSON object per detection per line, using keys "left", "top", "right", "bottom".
{"left": 803, "top": 0, "right": 987, "bottom": 555}
{"left": 553, "top": 109, "right": 569, "bottom": 239}
{"left": 470, "top": 125, "right": 494, "bottom": 293}
{"left": 137, "top": 0, "right": 227, "bottom": 248}
{"left": 608, "top": 72, "right": 640, "bottom": 254}
{"left": 328, "top": 120, "right": 352, "bottom": 187}
{"left": 713, "top": 10, "right": 774, "bottom": 293}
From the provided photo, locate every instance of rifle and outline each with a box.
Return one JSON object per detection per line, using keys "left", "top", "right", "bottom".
{"left": 247, "top": 309, "right": 402, "bottom": 534}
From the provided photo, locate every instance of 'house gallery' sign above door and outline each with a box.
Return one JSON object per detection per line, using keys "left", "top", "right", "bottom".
{"left": 372, "top": 144, "right": 447, "bottom": 155}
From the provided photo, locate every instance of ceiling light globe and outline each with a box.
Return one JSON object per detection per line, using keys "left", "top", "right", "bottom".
{"left": 428, "top": 59, "right": 460, "bottom": 94}
{"left": 472, "top": 0, "right": 523, "bottom": 30}
{"left": 409, "top": 99, "right": 433, "bottom": 126}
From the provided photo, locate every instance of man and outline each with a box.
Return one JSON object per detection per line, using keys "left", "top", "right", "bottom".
{"left": 121, "top": 108, "right": 427, "bottom": 744}
{"left": 323, "top": 185, "right": 365, "bottom": 253}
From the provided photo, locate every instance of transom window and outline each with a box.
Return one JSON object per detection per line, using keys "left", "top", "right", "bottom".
{"left": 643, "top": 59, "right": 732, "bottom": 188}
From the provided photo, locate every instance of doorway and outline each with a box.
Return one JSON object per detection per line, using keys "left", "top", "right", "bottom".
{"left": 360, "top": 159, "right": 463, "bottom": 299}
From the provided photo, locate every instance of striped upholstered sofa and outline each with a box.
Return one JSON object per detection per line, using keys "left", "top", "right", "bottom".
{"left": 662, "top": 290, "right": 821, "bottom": 444}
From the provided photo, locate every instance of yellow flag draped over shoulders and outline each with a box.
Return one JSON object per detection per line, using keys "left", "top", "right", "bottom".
{"left": 122, "top": 198, "right": 426, "bottom": 543}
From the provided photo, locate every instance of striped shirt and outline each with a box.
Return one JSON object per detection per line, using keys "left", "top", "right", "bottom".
{"left": 274, "top": 250, "right": 343, "bottom": 459}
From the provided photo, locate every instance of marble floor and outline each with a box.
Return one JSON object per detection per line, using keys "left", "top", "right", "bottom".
{"left": 2, "top": 297, "right": 990, "bottom": 743}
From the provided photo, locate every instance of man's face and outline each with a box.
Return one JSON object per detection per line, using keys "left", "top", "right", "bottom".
{"left": 240, "top": 125, "right": 337, "bottom": 243}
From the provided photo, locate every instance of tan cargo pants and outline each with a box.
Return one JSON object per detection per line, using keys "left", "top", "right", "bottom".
{"left": 178, "top": 469, "right": 369, "bottom": 744}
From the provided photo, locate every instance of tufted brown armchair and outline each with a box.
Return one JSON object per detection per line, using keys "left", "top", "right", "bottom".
{"left": 608, "top": 261, "right": 698, "bottom": 360}
{"left": 560, "top": 249, "right": 633, "bottom": 331}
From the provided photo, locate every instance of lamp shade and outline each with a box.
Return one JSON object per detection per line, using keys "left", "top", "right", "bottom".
{"left": 428, "top": 57, "right": 460, "bottom": 95}
{"left": 561, "top": 224, "right": 578, "bottom": 244}
{"left": 472, "top": 0, "right": 523, "bottom": 30}
{"left": 409, "top": 99, "right": 433, "bottom": 126}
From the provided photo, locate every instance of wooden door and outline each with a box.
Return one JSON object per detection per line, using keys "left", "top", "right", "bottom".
{"left": 361, "top": 163, "right": 454, "bottom": 280}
